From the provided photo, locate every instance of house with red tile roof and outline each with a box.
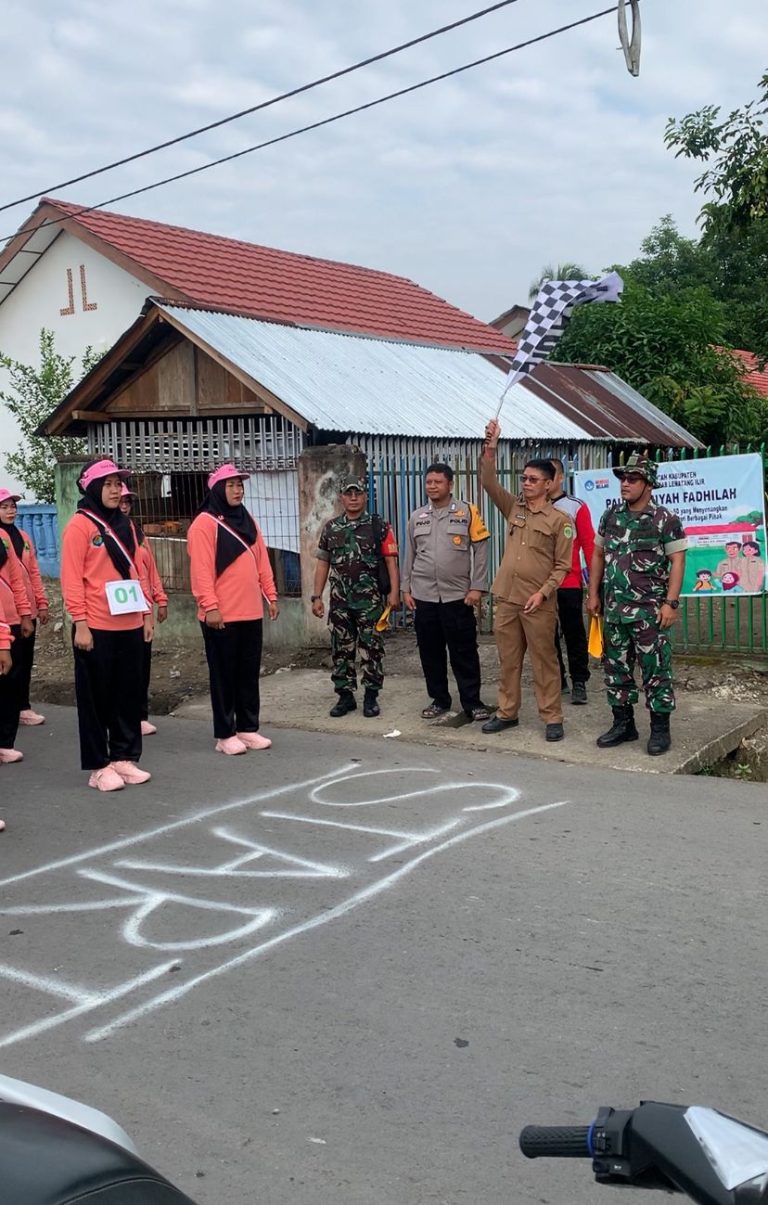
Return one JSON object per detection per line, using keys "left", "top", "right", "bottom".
{"left": 729, "top": 348, "right": 768, "bottom": 399}
{"left": 0, "top": 196, "right": 517, "bottom": 493}
{"left": 4, "top": 197, "right": 700, "bottom": 630}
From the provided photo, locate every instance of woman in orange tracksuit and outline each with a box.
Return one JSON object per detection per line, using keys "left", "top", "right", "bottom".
{"left": 187, "top": 464, "right": 278, "bottom": 755}
{"left": 119, "top": 485, "right": 169, "bottom": 736}
{"left": 0, "top": 620, "right": 14, "bottom": 825}
{"left": 0, "top": 487, "right": 50, "bottom": 725}
{"left": 61, "top": 459, "right": 154, "bottom": 793}
{"left": 0, "top": 523, "right": 33, "bottom": 765}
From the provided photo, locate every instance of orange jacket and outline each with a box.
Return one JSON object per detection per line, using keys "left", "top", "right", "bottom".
{"left": 12, "top": 526, "right": 49, "bottom": 617}
{"left": 0, "top": 620, "right": 12, "bottom": 650}
{"left": 187, "top": 512, "right": 277, "bottom": 622}
{"left": 136, "top": 536, "right": 168, "bottom": 607}
{"left": 61, "top": 512, "right": 150, "bottom": 631}
{"left": 0, "top": 531, "right": 32, "bottom": 625}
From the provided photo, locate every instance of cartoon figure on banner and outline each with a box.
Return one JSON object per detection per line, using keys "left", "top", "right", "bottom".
{"left": 720, "top": 571, "right": 744, "bottom": 593}
{"left": 714, "top": 539, "right": 742, "bottom": 584}
{"left": 738, "top": 540, "right": 766, "bottom": 593}
{"left": 693, "top": 569, "right": 716, "bottom": 592}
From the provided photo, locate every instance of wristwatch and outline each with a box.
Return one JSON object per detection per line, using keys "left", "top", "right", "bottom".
{"left": 311, "top": 594, "right": 322, "bottom": 602}
{"left": 663, "top": 599, "right": 679, "bottom": 609}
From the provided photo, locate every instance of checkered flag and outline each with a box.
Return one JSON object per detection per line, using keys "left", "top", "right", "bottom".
{"left": 499, "top": 271, "right": 623, "bottom": 403}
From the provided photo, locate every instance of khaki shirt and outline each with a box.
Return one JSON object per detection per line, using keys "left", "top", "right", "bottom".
{"left": 480, "top": 457, "right": 573, "bottom": 605}
{"left": 401, "top": 497, "right": 490, "bottom": 603}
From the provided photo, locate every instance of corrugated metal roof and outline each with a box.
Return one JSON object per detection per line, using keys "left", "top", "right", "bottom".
{"left": 158, "top": 305, "right": 702, "bottom": 446}
{"left": 524, "top": 364, "right": 703, "bottom": 447}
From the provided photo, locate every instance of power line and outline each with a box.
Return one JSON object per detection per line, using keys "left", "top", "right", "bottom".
{"left": 0, "top": 0, "right": 525, "bottom": 215}
{"left": 2, "top": 5, "right": 618, "bottom": 249}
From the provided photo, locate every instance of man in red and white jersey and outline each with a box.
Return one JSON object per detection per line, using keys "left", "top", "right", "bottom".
{"left": 549, "top": 458, "right": 595, "bottom": 705}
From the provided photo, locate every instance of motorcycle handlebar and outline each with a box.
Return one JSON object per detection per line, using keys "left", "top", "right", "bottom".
{"left": 519, "top": 1125, "right": 592, "bottom": 1159}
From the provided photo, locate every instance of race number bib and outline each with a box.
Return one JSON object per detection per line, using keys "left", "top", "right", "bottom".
{"left": 105, "top": 579, "right": 150, "bottom": 616}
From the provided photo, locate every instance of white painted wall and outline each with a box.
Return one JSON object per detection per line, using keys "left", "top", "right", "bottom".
{"left": 0, "top": 231, "right": 153, "bottom": 495}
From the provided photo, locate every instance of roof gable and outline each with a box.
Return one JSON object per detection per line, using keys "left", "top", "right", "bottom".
{"left": 41, "top": 301, "right": 703, "bottom": 449}
{"left": 1, "top": 197, "right": 515, "bottom": 354}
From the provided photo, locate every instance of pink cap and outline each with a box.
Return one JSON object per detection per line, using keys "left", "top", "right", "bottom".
{"left": 79, "top": 459, "right": 131, "bottom": 490}
{"left": 120, "top": 483, "right": 136, "bottom": 498}
{"left": 208, "top": 463, "right": 250, "bottom": 489}
{"left": 0, "top": 489, "right": 22, "bottom": 504}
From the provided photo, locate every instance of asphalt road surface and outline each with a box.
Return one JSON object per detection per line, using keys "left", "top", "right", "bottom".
{"left": 1, "top": 706, "right": 766, "bottom": 1205}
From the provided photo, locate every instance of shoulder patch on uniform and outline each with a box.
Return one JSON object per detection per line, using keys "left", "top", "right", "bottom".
{"left": 563, "top": 524, "right": 574, "bottom": 539}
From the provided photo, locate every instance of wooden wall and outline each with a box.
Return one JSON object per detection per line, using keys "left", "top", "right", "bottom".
{"left": 106, "top": 340, "right": 269, "bottom": 417}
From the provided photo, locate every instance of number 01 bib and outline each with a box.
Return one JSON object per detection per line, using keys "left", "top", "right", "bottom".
{"left": 105, "top": 579, "right": 150, "bottom": 616}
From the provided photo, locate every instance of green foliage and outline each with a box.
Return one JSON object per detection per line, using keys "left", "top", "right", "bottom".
{"left": 616, "top": 214, "right": 768, "bottom": 360}
{"left": 528, "top": 262, "right": 589, "bottom": 301}
{"left": 0, "top": 329, "right": 101, "bottom": 503}
{"left": 664, "top": 72, "right": 768, "bottom": 239}
{"left": 554, "top": 282, "right": 767, "bottom": 446}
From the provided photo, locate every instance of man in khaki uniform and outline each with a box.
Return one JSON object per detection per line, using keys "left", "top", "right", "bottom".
{"left": 480, "top": 420, "right": 573, "bottom": 741}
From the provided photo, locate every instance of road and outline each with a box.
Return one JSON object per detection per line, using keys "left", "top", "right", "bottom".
{"left": 1, "top": 706, "right": 766, "bottom": 1205}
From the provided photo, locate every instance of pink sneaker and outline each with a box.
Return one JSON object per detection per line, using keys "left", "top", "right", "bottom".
{"left": 141, "top": 720, "right": 158, "bottom": 736}
{"left": 0, "top": 748, "right": 23, "bottom": 764}
{"left": 19, "top": 709, "right": 45, "bottom": 726}
{"left": 215, "top": 735, "right": 248, "bottom": 755}
{"left": 236, "top": 731, "right": 272, "bottom": 750}
{"left": 0, "top": 818, "right": 5, "bottom": 832}
{"left": 109, "top": 760, "right": 152, "bottom": 785}
{"left": 88, "top": 766, "right": 125, "bottom": 792}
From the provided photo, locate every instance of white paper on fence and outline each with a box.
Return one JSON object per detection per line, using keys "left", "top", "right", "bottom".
{"left": 501, "top": 271, "right": 624, "bottom": 398}
{"left": 243, "top": 470, "right": 299, "bottom": 554}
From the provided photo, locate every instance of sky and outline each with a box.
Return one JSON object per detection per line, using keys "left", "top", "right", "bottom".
{"left": 1, "top": 0, "right": 766, "bottom": 324}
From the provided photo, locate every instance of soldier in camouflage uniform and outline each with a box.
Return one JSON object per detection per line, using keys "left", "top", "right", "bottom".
{"left": 312, "top": 477, "right": 399, "bottom": 718}
{"left": 587, "top": 453, "right": 687, "bottom": 755}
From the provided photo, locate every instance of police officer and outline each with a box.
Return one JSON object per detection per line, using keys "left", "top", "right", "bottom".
{"left": 480, "top": 421, "right": 573, "bottom": 742}
{"left": 401, "top": 462, "right": 490, "bottom": 721}
{"left": 587, "top": 452, "right": 687, "bottom": 756}
{"left": 312, "top": 477, "right": 399, "bottom": 718}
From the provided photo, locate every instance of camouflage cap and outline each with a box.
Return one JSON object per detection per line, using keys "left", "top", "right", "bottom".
{"left": 340, "top": 476, "right": 366, "bottom": 493}
{"left": 613, "top": 453, "right": 658, "bottom": 487}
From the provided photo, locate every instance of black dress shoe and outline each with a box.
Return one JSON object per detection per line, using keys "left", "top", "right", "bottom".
{"left": 545, "top": 722, "right": 564, "bottom": 741}
{"left": 570, "top": 682, "right": 588, "bottom": 705}
{"left": 481, "top": 715, "right": 519, "bottom": 734}
{"left": 329, "top": 691, "right": 357, "bottom": 717}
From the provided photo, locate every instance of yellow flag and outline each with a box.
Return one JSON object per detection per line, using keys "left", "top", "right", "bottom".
{"left": 588, "top": 616, "right": 603, "bottom": 658}
{"left": 375, "top": 605, "right": 392, "bottom": 633}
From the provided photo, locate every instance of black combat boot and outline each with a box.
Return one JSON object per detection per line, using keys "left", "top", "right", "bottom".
{"left": 329, "top": 690, "right": 357, "bottom": 717}
{"left": 596, "top": 705, "right": 639, "bottom": 748}
{"left": 363, "top": 689, "right": 380, "bottom": 718}
{"left": 647, "top": 712, "right": 671, "bottom": 756}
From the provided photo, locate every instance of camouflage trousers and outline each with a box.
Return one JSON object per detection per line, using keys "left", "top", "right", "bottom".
{"left": 602, "top": 614, "right": 675, "bottom": 713}
{"left": 329, "top": 604, "right": 384, "bottom": 693}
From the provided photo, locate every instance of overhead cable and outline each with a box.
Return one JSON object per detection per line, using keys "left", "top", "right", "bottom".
{"left": 2, "top": 5, "right": 619, "bottom": 248}
{"left": 0, "top": 0, "right": 525, "bottom": 214}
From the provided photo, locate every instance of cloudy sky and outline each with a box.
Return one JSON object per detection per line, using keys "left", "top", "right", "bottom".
{"left": 1, "top": 0, "right": 766, "bottom": 323}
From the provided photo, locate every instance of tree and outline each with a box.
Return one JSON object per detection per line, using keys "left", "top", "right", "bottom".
{"left": 528, "top": 262, "right": 589, "bottom": 301}
{"left": 553, "top": 282, "right": 767, "bottom": 447}
{"left": 0, "top": 330, "right": 101, "bottom": 503}
{"left": 613, "top": 214, "right": 768, "bottom": 361}
{"left": 664, "top": 72, "right": 768, "bottom": 240}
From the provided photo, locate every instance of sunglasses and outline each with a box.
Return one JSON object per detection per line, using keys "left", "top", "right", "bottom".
{"left": 520, "top": 475, "right": 546, "bottom": 484}
{"left": 617, "top": 472, "right": 647, "bottom": 484}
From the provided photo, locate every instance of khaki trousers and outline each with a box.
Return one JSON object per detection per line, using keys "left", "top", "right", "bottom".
{"left": 494, "top": 599, "right": 562, "bottom": 724}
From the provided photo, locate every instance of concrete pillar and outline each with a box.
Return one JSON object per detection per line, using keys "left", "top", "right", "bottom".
{"left": 54, "top": 457, "right": 88, "bottom": 543}
{"left": 298, "top": 444, "right": 367, "bottom": 644}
